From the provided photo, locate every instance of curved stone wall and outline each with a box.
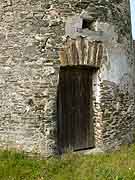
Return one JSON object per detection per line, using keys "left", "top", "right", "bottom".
{"left": 0, "top": 0, "right": 134, "bottom": 155}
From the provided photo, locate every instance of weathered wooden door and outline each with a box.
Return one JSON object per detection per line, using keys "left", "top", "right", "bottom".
{"left": 57, "top": 66, "right": 94, "bottom": 154}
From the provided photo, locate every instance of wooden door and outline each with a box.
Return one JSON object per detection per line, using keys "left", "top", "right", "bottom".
{"left": 57, "top": 66, "right": 94, "bottom": 154}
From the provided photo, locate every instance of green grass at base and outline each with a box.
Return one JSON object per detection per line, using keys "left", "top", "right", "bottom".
{"left": 0, "top": 145, "right": 135, "bottom": 180}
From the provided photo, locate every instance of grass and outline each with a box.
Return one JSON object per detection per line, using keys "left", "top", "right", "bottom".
{"left": 1, "top": 145, "right": 135, "bottom": 180}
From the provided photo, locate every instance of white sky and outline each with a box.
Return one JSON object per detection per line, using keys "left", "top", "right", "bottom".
{"left": 130, "top": 0, "right": 135, "bottom": 39}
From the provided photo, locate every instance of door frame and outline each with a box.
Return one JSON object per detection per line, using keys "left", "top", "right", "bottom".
{"left": 57, "top": 65, "right": 95, "bottom": 154}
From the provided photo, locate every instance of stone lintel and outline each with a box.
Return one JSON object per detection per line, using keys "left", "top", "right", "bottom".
{"left": 59, "top": 36, "right": 103, "bottom": 67}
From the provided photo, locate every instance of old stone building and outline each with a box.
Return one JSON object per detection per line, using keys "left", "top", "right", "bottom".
{"left": 0, "top": 0, "right": 135, "bottom": 156}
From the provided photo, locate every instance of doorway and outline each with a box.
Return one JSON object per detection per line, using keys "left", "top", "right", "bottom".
{"left": 57, "top": 66, "right": 94, "bottom": 154}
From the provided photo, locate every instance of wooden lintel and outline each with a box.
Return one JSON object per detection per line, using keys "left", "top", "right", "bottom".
{"left": 60, "top": 64, "right": 99, "bottom": 70}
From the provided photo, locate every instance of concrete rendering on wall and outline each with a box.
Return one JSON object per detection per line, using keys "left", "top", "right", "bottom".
{"left": 0, "top": 0, "right": 135, "bottom": 156}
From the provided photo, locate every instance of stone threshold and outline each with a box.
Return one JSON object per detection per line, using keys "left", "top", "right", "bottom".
{"left": 73, "top": 148, "right": 104, "bottom": 155}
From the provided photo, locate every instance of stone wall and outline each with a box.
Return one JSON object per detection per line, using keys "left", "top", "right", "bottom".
{"left": 91, "top": 0, "right": 135, "bottom": 151}
{"left": 0, "top": 0, "right": 65, "bottom": 156}
{"left": 0, "top": 0, "right": 134, "bottom": 156}
{"left": 101, "top": 81, "right": 135, "bottom": 149}
{"left": 93, "top": 78, "right": 135, "bottom": 151}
